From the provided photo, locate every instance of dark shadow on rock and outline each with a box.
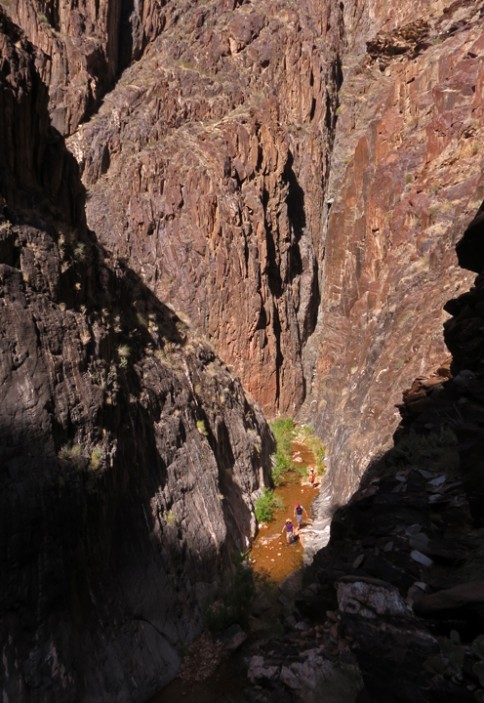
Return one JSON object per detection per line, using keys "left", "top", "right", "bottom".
{"left": 284, "top": 150, "right": 306, "bottom": 269}
{"left": 0, "top": 11, "right": 271, "bottom": 702}
{"left": 296, "top": 202, "right": 484, "bottom": 701}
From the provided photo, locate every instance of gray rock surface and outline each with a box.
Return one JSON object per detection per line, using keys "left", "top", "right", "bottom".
{"left": 0, "top": 11, "right": 273, "bottom": 702}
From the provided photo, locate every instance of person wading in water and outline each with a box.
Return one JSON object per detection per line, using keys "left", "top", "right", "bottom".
{"left": 282, "top": 518, "right": 296, "bottom": 545}
{"left": 294, "top": 503, "right": 308, "bottom": 533}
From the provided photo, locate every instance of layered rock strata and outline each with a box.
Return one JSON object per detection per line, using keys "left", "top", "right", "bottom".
{"left": 0, "top": 11, "right": 272, "bottom": 702}
{"left": 309, "top": 0, "right": 484, "bottom": 502}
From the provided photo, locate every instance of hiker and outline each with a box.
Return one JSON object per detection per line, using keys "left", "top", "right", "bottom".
{"left": 282, "top": 518, "right": 295, "bottom": 545}
{"left": 309, "top": 467, "right": 317, "bottom": 488}
{"left": 294, "top": 503, "right": 308, "bottom": 532}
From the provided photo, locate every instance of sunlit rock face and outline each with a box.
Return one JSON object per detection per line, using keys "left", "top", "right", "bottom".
{"left": 63, "top": 0, "right": 345, "bottom": 416}
{"left": 309, "top": 0, "right": 483, "bottom": 502}
{"left": 0, "top": 9, "right": 272, "bottom": 702}
{"left": 4, "top": 0, "right": 166, "bottom": 134}
{"left": 15, "top": 0, "right": 482, "bottom": 468}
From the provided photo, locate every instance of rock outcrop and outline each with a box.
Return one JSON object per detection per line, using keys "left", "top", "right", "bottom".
{"left": 5, "top": 0, "right": 166, "bottom": 135}
{"left": 7, "top": 0, "right": 481, "bottom": 497}
{"left": 64, "top": 0, "right": 344, "bottom": 416}
{"left": 0, "top": 10, "right": 272, "bottom": 702}
{"left": 2, "top": 0, "right": 484, "bottom": 700}
{"left": 309, "top": 0, "right": 484, "bottom": 502}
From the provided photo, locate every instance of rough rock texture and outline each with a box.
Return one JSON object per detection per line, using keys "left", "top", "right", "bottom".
{"left": 7, "top": 0, "right": 481, "bottom": 496}
{"left": 5, "top": 0, "right": 166, "bottom": 135}
{"left": 66, "top": 0, "right": 344, "bottom": 415}
{"left": 0, "top": 10, "right": 273, "bottom": 702}
{"left": 18, "top": 0, "right": 480, "bottom": 481}
{"left": 2, "top": 0, "right": 484, "bottom": 700}
{"left": 238, "top": 202, "right": 484, "bottom": 702}
{"left": 309, "top": 0, "right": 484, "bottom": 502}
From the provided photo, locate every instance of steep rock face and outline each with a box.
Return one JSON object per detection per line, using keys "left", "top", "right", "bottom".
{"left": 310, "top": 0, "right": 484, "bottom": 501}
{"left": 5, "top": 0, "right": 166, "bottom": 134}
{"left": 66, "top": 0, "right": 344, "bottom": 415}
{"left": 0, "top": 11, "right": 272, "bottom": 702}
{"left": 443, "top": 202, "right": 484, "bottom": 524}
{"left": 242, "top": 201, "right": 484, "bottom": 703}
{"left": 6, "top": 1, "right": 482, "bottom": 481}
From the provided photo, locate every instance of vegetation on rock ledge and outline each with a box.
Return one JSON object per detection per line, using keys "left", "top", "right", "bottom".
{"left": 269, "top": 417, "right": 296, "bottom": 485}
{"left": 254, "top": 488, "right": 284, "bottom": 523}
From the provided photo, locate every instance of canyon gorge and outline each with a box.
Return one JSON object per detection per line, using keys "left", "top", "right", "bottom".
{"left": 0, "top": 0, "right": 483, "bottom": 701}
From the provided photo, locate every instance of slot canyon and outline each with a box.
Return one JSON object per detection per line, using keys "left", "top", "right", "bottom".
{"left": 0, "top": 0, "right": 483, "bottom": 700}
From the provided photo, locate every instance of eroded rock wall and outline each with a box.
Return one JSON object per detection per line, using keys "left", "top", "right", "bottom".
{"left": 242, "top": 200, "right": 484, "bottom": 703}
{"left": 65, "top": 0, "right": 344, "bottom": 415}
{"left": 0, "top": 10, "right": 272, "bottom": 702}
{"left": 309, "top": 0, "right": 484, "bottom": 502}
{"left": 5, "top": 0, "right": 166, "bottom": 134}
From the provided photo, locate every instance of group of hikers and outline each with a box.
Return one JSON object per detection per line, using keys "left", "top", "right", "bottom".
{"left": 264, "top": 452, "right": 318, "bottom": 545}
{"left": 282, "top": 503, "right": 308, "bottom": 545}
{"left": 281, "top": 463, "right": 319, "bottom": 544}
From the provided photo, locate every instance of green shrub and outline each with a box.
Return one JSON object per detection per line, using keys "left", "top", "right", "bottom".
{"left": 254, "top": 488, "right": 284, "bottom": 523}
{"left": 298, "top": 425, "right": 326, "bottom": 474}
{"left": 270, "top": 417, "right": 296, "bottom": 484}
{"left": 196, "top": 419, "right": 208, "bottom": 436}
{"left": 58, "top": 443, "right": 85, "bottom": 468}
{"left": 118, "top": 344, "right": 131, "bottom": 368}
{"left": 89, "top": 446, "right": 103, "bottom": 471}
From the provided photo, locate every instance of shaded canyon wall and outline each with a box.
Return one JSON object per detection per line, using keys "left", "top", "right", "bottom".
{"left": 1, "top": 0, "right": 484, "bottom": 699}
{"left": 0, "top": 9, "right": 272, "bottom": 702}
{"left": 243, "top": 201, "right": 484, "bottom": 702}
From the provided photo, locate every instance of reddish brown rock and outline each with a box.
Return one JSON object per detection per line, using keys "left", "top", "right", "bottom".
{"left": 2, "top": 0, "right": 484, "bottom": 699}
{"left": 6, "top": 0, "right": 483, "bottom": 494}
{"left": 5, "top": 0, "right": 167, "bottom": 135}
{"left": 65, "top": 0, "right": 344, "bottom": 415}
{"left": 310, "top": 0, "right": 484, "bottom": 502}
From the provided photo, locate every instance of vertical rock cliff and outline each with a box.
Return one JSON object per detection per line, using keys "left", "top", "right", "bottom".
{"left": 65, "top": 0, "right": 344, "bottom": 415}
{"left": 241, "top": 202, "right": 484, "bottom": 702}
{"left": 0, "top": 9, "right": 272, "bottom": 702}
{"left": 310, "top": 0, "right": 484, "bottom": 501}
{"left": 12, "top": 0, "right": 481, "bottom": 482}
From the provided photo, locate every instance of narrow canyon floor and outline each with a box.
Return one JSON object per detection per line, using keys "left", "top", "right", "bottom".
{"left": 150, "top": 440, "right": 321, "bottom": 703}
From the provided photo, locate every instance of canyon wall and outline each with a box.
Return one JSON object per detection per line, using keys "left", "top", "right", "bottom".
{"left": 310, "top": 0, "right": 484, "bottom": 501}
{"left": 56, "top": 0, "right": 342, "bottom": 415}
{"left": 244, "top": 201, "right": 484, "bottom": 703}
{"left": 5, "top": 0, "right": 166, "bottom": 134}
{"left": 0, "top": 9, "right": 272, "bottom": 702}
{"left": 13, "top": 0, "right": 482, "bottom": 481}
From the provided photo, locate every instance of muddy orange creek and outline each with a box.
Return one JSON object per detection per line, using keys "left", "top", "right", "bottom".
{"left": 249, "top": 441, "right": 318, "bottom": 582}
{"left": 151, "top": 441, "right": 318, "bottom": 703}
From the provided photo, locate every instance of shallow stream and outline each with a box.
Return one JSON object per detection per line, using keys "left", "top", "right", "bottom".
{"left": 150, "top": 441, "right": 318, "bottom": 703}
{"left": 249, "top": 441, "right": 318, "bottom": 583}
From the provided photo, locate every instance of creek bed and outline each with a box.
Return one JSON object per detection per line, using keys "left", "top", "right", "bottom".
{"left": 150, "top": 441, "right": 318, "bottom": 703}
{"left": 249, "top": 441, "right": 317, "bottom": 583}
